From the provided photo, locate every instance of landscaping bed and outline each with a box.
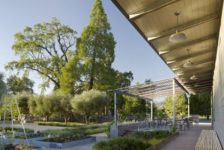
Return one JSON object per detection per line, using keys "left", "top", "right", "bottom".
{"left": 93, "top": 130, "right": 178, "bottom": 150}
{"left": 4, "top": 144, "right": 39, "bottom": 150}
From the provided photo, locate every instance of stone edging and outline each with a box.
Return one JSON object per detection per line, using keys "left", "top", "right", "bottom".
{"left": 146, "top": 132, "right": 179, "bottom": 150}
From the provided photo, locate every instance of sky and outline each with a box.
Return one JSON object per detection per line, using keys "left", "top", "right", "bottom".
{"left": 0, "top": 0, "right": 173, "bottom": 94}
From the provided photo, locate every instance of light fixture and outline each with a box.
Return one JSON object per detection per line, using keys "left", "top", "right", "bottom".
{"left": 194, "top": 84, "right": 199, "bottom": 87}
{"left": 183, "top": 60, "right": 193, "bottom": 68}
{"left": 190, "top": 74, "right": 198, "bottom": 80}
{"left": 183, "top": 49, "right": 193, "bottom": 68}
{"left": 169, "top": 12, "right": 187, "bottom": 43}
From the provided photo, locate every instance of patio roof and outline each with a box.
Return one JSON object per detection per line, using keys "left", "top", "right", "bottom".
{"left": 112, "top": 0, "right": 222, "bottom": 94}
{"left": 115, "top": 78, "right": 186, "bottom": 100}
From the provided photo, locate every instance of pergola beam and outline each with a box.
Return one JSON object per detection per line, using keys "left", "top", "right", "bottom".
{"left": 159, "top": 34, "right": 217, "bottom": 56}
{"left": 148, "top": 13, "right": 219, "bottom": 41}
{"left": 129, "top": 0, "right": 180, "bottom": 20}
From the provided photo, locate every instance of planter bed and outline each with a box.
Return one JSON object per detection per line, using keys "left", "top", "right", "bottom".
{"left": 4, "top": 144, "right": 39, "bottom": 150}
{"left": 147, "top": 132, "right": 179, "bottom": 150}
{"left": 37, "top": 136, "right": 96, "bottom": 148}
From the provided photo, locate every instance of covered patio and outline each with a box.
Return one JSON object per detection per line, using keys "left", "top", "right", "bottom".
{"left": 111, "top": 0, "right": 224, "bottom": 149}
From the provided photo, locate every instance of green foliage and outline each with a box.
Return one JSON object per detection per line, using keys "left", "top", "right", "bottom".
{"left": 164, "top": 95, "right": 187, "bottom": 119}
{"left": 16, "top": 93, "right": 30, "bottom": 115}
{"left": 43, "top": 123, "right": 109, "bottom": 137}
{"left": 6, "top": 18, "right": 77, "bottom": 90}
{"left": 120, "top": 95, "right": 146, "bottom": 120}
{"left": 190, "top": 92, "right": 211, "bottom": 119}
{"left": 52, "top": 92, "right": 73, "bottom": 123}
{"left": 0, "top": 73, "right": 7, "bottom": 98}
{"left": 28, "top": 94, "right": 60, "bottom": 120}
{"left": 7, "top": 75, "right": 34, "bottom": 94}
{"left": 71, "top": 90, "right": 108, "bottom": 123}
{"left": 93, "top": 137, "right": 149, "bottom": 150}
{"left": 128, "top": 130, "right": 171, "bottom": 141}
{"left": 76, "top": 0, "right": 116, "bottom": 90}
{"left": 0, "top": 96, "right": 19, "bottom": 120}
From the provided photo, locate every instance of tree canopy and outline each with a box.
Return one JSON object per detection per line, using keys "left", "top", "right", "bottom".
{"left": 6, "top": 18, "right": 77, "bottom": 90}
{"left": 71, "top": 90, "right": 108, "bottom": 123}
{"left": 76, "top": 0, "right": 116, "bottom": 91}
{"left": 7, "top": 75, "right": 34, "bottom": 94}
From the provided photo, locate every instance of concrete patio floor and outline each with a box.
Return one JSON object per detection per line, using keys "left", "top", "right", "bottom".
{"left": 160, "top": 123, "right": 211, "bottom": 150}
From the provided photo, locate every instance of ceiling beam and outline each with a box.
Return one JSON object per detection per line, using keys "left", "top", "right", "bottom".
{"left": 177, "top": 68, "right": 213, "bottom": 77}
{"left": 172, "top": 56, "right": 215, "bottom": 68}
{"left": 185, "top": 80, "right": 212, "bottom": 86}
{"left": 148, "top": 13, "right": 219, "bottom": 41}
{"left": 181, "top": 73, "right": 213, "bottom": 82}
{"left": 167, "top": 49, "right": 214, "bottom": 65}
{"left": 172, "top": 61, "right": 215, "bottom": 73}
{"left": 129, "top": 0, "right": 180, "bottom": 20}
{"left": 159, "top": 34, "right": 217, "bottom": 55}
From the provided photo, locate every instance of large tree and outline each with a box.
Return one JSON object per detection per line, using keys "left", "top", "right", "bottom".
{"left": 7, "top": 75, "right": 34, "bottom": 94}
{"left": 76, "top": 0, "right": 116, "bottom": 90}
{"left": 6, "top": 18, "right": 77, "bottom": 90}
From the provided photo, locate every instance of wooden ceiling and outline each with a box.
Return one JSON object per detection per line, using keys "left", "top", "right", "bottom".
{"left": 112, "top": 0, "right": 223, "bottom": 94}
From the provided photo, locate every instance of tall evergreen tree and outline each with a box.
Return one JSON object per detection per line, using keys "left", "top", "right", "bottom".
{"left": 76, "top": 0, "right": 116, "bottom": 90}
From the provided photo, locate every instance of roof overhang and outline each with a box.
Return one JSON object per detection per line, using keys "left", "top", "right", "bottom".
{"left": 112, "top": 0, "right": 223, "bottom": 94}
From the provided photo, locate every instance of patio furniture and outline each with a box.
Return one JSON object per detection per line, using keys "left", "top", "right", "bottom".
{"left": 195, "top": 130, "right": 222, "bottom": 150}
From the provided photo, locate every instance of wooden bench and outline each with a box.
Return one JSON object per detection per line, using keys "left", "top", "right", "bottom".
{"left": 195, "top": 130, "right": 222, "bottom": 150}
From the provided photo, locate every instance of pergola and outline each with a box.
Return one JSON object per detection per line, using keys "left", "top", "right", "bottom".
{"left": 113, "top": 78, "right": 188, "bottom": 126}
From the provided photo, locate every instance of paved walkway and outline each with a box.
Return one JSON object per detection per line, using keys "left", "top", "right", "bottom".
{"left": 160, "top": 123, "right": 211, "bottom": 150}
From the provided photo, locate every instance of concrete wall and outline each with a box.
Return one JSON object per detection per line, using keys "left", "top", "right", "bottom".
{"left": 213, "top": 2, "right": 224, "bottom": 146}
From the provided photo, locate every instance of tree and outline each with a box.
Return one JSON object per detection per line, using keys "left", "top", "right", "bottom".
{"left": 28, "top": 94, "right": 60, "bottom": 121}
{"left": 6, "top": 18, "right": 77, "bottom": 90}
{"left": 190, "top": 92, "right": 211, "bottom": 120}
{"left": 58, "top": 54, "right": 81, "bottom": 95}
{"left": 164, "top": 95, "right": 187, "bottom": 119}
{"left": 7, "top": 75, "right": 34, "bottom": 94}
{"left": 76, "top": 0, "right": 116, "bottom": 90}
{"left": 0, "top": 73, "right": 7, "bottom": 99}
{"left": 115, "top": 71, "right": 133, "bottom": 88}
{"left": 121, "top": 95, "right": 146, "bottom": 121}
{"left": 0, "top": 95, "right": 19, "bottom": 120}
{"left": 71, "top": 90, "right": 108, "bottom": 123}
{"left": 16, "top": 93, "right": 30, "bottom": 116}
{"left": 54, "top": 92, "right": 73, "bottom": 123}
{"left": 145, "top": 79, "right": 152, "bottom": 84}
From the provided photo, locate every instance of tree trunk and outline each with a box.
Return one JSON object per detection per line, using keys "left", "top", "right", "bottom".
{"left": 88, "top": 49, "right": 96, "bottom": 90}
{"left": 207, "top": 115, "right": 209, "bottom": 120}
{"left": 64, "top": 117, "right": 70, "bottom": 125}
{"left": 84, "top": 116, "right": 88, "bottom": 124}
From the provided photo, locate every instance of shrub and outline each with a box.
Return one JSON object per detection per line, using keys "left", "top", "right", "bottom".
{"left": 71, "top": 90, "right": 108, "bottom": 123}
{"left": 93, "top": 137, "right": 150, "bottom": 150}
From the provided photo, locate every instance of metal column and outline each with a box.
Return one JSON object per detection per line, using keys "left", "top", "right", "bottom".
{"left": 187, "top": 94, "right": 190, "bottom": 118}
{"left": 150, "top": 101, "right": 153, "bottom": 121}
{"left": 172, "top": 79, "right": 176, "bottom": 124}
{"left": 114, "top": 91, "right": 117, "bottom": 126}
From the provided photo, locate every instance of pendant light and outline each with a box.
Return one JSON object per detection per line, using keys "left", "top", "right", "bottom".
{"left": 190, "top": 74, "right": 198, "bottom": 80}
{"left": 183, "top": 49, "right": 193, "bottom": 68}
{"left": 169, "top": 12, "right": 187, "bottom": 43}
